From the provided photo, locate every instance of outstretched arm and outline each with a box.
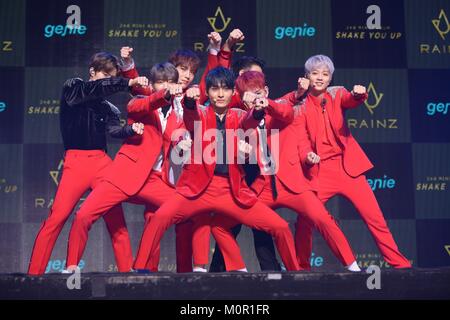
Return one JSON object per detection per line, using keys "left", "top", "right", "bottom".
{"left": 199, "top": 32, "right": 222, "bottom": 104}
{"left": 341, "top": 85, "right": 368, "bottom": 109}
{"left": 119, "top": 46, "right": 153, "bottom": 96}
{"left": 63, "top": 77, "right": 132, "bottom": 107}
{"left": 182, "top": 87, "right": 202, "bottom": 132}
{"left": 127, "top": 87, "right": 174, "bottom": 114}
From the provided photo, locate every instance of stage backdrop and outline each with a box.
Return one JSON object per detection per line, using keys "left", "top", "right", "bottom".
{"left": 0, "top": 0, "right": 449, "bottom": 273}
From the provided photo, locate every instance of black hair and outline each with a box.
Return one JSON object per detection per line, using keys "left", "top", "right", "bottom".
{"left": 149, "top": 62, "right": 179, "bottom": 83}
{"left": 206, "top": 67, "right": 235, "bottom": 91}
{"left": 89, "top": 52, "right": 120, "bottom": 74}
{"left": 231, "top": 56, "right": 266, "bottom": 78}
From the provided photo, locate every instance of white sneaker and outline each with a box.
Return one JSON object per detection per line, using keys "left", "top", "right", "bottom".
{"left": 193, "top": 267, "right": 208, "bottom": 273}
{"left": 61, "top": 265, "right": 79, "bottom": 274}
{"left": 346, "top": 261, "right": 362, "bottom": 272}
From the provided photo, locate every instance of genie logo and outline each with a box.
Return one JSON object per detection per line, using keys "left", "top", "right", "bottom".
{"left": 367, "top": 175, "right": 396, "bottom": 191}
{"left": 426, "top": 102, "right": 449, "bottom": 116}
{"left": 309, "top": 252, "right": 324, "bottom": 267}
{"left": 281, "top": 251, "right": 324, "bottom": 271}
{"left": 0, "top": 101, "right": 6, "bottom": 112}
{"left": 45, "top": 259, "right": 85, "bottom": 273}
{"left": 274, "top": 23, "right": 316, "bottom": 40}
{"left": 44, "top": 5, "right": 87, "bottom": 38}
{"left": 44, "top": 24, "right": 87, "bottom": 38}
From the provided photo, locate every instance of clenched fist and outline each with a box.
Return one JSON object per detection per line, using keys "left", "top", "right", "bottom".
{"left": 351, "top": 85, "right": 366, "bottom": 99}
{"left": 167, "top": 83, "right": 184, "bottom": 96}
{"left": 132, "top": 122, "right": 144, "bottom": 135}
{"left": 177, "top": 138, "right": 192, "bottom": 152}
{"left": 297, "top": 77, "right": 310, "bottom": 97}
{"left": 226, "top": 29, "right": 245, "bottom": 48}
{"left": 207, "top": 32, "right": 222, "bottom": 51}
{"left": 120, "top": 46, "right": 133, "bottom": 63}
{"left": 238, "top": 140, "right": 253, "bottom": 155}
{"left": 185, "top": 86, "right": 201, "bottom": 100}
{"left": 242, "top": 91, "right": 268, "bottom": 110}
{"left": 254, "top": 97, "right": 268, "bottom": 110}
{"left": 306, "top": 151, "right": 320, "bottom": 165}
{"left": 242, "top": 91, "right": 258, "bottom": 108}
{"left": 128, "top": 76, "right": 148, "bottom": 87}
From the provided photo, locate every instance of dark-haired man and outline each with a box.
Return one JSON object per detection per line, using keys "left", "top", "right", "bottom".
{"left": 133, "top": 67, "right": 300, "bottom": 272}
{"left": 118, "top": 31, "right": 242, "bottom": 272}
{"left": 28, "top": 52, "right": 147, "bottom": 275}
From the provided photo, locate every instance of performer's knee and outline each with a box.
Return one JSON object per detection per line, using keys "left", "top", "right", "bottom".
{"left": 271, "top": 219, "right": 290, "bottom": 237}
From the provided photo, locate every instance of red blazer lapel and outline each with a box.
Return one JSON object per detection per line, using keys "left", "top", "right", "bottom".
{"left": 163, "top": 111, "right": 177, "bottom": 143}
{"left": 305, "top": 97, "right": 319, "bottom": 149}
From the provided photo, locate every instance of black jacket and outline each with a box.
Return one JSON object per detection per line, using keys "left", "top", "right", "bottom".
{"left": 60, "top": 77, "right": 135, "bottom": 150}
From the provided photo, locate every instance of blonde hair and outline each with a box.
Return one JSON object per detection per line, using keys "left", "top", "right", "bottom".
{"left": 304, "top": 54, "right": 334, "bottom": 75}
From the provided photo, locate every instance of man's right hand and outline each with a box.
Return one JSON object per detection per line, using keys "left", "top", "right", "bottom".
{"left": 166, "top": 83, "right": 184, "bottom": 97}
{"left": 131, "top": 122, "right": 144, "bottom": 135}
{"left": 120, "top": 46, "right": 133, "bottom": 64}
{"left": 306, "top": 151, "right": 320, "bottom": 165}
{"left": 254, "top": 97, "right": 268, "bottom": 110}
{"left": 222, "top": 28, "right": 245, "bottom": 52}
{"left": 128, "top": 76, "right": 149, "bottom": 87}
{"left": 207, "top": 32, "right": 222, "bottom": 51}
{"left": 296, "top": 77, "right": 310, "bottom": 98}
{"left": 227, "top": 29, "right": 245, "bottom": 48}
{"left": 177, "top": 138, "right": 193, "bottom": 152}
{"left": 238, "top": 140, "right": 253, "bottom": 155}
{"left": 185, "top": 86, "right": 201, "bottom": 100}
{"left": 242, "top": 91, "right": 258, "bottom": 110}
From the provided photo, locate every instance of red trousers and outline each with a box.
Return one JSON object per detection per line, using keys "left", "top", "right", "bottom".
{"left": 141, "top": 201, "right": 197, "bottom": 272}
{"left": 28, "top": 150, "right": 133, "bottom": 275}
{"left": 66, "top": 171, "right": 206, "bottom": 272}
{"left": 141, "top": 212, "right": 212, "bottom": 269}
{"left": 133, "top": 175, "right": 300, "bottom": 271}
{"left": 190, "top": 213, "right": 213, "bottom": 266}
{"left": 210, "top": 177, "right": 356, "bottom": 270}
{"left": 296, "top": 156, "right": 411, "bottom": 269}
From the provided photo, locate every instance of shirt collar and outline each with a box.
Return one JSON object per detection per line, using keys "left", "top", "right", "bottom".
{"left": 308, "top": 92, "right": 328, "bottom": 109}
{"left": 158, "top": 105, "right": 172, "bottom": 118}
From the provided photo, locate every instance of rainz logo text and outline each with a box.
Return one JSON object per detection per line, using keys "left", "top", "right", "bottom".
{"left": 179, "top": 304, "right": 270, "bottom": 317}
{"left": 2, "top": 41, "right": 12, "bottom": 51}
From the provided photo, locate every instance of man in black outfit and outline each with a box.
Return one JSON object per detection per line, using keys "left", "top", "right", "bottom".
{"left": 28, "top": 52, "right": 147, "bottom": 275}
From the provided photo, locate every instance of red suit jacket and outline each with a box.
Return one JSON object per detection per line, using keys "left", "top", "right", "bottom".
{"left": 286, "top": 86, "right": 372, "bottom": 188}
{"left": 175, "top": 102, "right": 261, "bottom": 208}
{"left": 105, "top": 90, "right": 185, "bottom": 195}
{"left": 250, "top": 96, "right": 315, "bottom": 195}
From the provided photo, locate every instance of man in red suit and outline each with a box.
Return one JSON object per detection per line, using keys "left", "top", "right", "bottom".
{"left": 133, "top": 67, "right": 300, "bottom": 272}
{"left": 125, "top": 62, "right": 193, "bottom": 273}
{"left": 120, "top": 44, "right": 205, "bottom": 273}
{"left": 292, "top": 54, "right": 411, "bottom": 269}
{"left": 65, "top": 63, "right": 193, "bottom": 271}
{"left": 28, "top": 52, "right": 148, "bottom": 275}
{"left": 207, "top": 54, "right": 295, "bottom": 272}
{"left": 209, "top": 71, "right": 360, "bottom": 272}
{"left": 119, "top": 30, "right": 246, "bottom": 272}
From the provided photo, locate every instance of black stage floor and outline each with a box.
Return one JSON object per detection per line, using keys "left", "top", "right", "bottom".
{"left": 1, "top": 268, "right": 449, "bottom": 300}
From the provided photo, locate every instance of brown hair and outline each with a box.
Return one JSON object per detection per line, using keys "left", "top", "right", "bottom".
{"left": 168, "top": 49, "right": 201, "bottom": 74}
{"left": 150, "top": 62, "right": 179, "bottom": 83}
{"left": 89, "top": 52, "right": 120, "bottom": 74}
